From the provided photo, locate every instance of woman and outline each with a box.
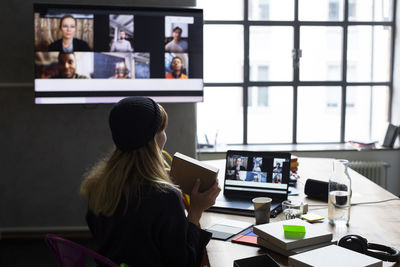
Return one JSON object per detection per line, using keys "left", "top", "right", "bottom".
{"left": 165, "top": 56, "right": 188, "bottom": 79}
{"left": 48, "top": 14, "right": 91, "bottom": 52}
{"left": 80, "top": 96, "right": 220, "bottom": 266}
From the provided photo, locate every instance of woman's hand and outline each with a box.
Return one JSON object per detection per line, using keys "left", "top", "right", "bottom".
{"left": 187, "top": 179, "right": 221, "bottom": 225}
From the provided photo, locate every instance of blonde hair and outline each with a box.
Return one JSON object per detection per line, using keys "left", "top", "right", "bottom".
{"left": 80, "top": 104, "right": 174, "bottom": 216}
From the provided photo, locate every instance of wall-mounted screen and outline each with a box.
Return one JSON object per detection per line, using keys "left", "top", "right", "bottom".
{"left": 34, "top": 4, "right": 203, "bottom": 104}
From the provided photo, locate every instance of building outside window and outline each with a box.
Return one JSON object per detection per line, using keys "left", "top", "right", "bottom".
{"left": 196, "top": 0, "right": 395, "bottom": 146}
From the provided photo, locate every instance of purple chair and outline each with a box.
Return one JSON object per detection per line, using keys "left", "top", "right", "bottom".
{"left": 44, "top": 233, "right": 120, "bottom": 267}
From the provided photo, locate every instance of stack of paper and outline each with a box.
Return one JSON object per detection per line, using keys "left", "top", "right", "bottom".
{"left": 253, "top": 218, "right": 334, "bottom": 256}
{"left": 348, "top": 140, "right": 377, "bottom": 151}
{"left": 289, "top": 245, "right": 382, "bottom": 267}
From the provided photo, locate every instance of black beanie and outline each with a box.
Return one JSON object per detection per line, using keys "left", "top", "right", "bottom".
{"left": 109, "top": 96, "right": 161, "bottom": 152}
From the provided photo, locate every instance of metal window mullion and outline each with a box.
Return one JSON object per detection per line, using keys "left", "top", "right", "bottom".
{"left": 204, "top": 21, "right": 392, "bottom": 27}
{"left": 388, "top": 0, "right": 397, "bottom": 122}
{"left": 204, "top": 81, "right": 391, "bottom": 87}
{"left": 340, "top": 0, "right": 349, "bottom": 143}
{"left": 243, "top": 0, "right": 249, "bottom": 145}
{"left": 293, "top": 0, "right": 299, "bottom": 144}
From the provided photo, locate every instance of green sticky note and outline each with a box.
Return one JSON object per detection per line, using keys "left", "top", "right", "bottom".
{"left": 283, "top": 225, "right": 306, "bottom": 239}
{"left": 283, "top": 224, "right": 306, "bottom": 233}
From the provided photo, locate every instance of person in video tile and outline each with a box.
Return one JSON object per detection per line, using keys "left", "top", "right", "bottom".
{"left": 231, "top": 157, "right": 246, "bottom": 180}
{"left": 272, "top": 173, "right": 282, "bottom": 184}
{"left": 111, "top": 62, "right": 130, "bottom": 79}
{"left": 165, "top": 56, "right": 188, "bottom": 79}
{"left": 48, "top": 15, "right": 91, "bottom": 52}
{"left": 232, "top": 158, "right": 246, "bottom": 171}
{"left": 53, "top": 52, "right": 88, "bottom": 79}
{"left": 110, "top": 31, "right": 134, "bottom": 52}
{"left": 165, "top": 26, "right": 188, "bottom": 53}
{"left": 273, "top": 162, "right": 282, "bottom": 173}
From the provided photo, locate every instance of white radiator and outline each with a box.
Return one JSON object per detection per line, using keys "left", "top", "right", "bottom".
{"left": 347, "top": 161, "right": 390, "bottom": 188}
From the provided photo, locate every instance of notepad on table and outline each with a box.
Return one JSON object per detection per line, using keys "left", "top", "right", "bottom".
{"left": 289, "top": 245, "right": 383, "bottom": 267}
{"left": 206, "top": 219, "right": 252, "bottom": 241}
{"left": 253, "top": 218, "right": 332, "bottom": 251}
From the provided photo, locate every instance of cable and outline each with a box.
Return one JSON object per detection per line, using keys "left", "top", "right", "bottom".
{"left": 307, "top": 198, "right": 400, "bottom": 210}
{"left": 351, "top": 198, "right": 400, "bottom": 206}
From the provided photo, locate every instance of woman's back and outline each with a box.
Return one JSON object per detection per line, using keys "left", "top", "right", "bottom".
{"left": 87, "top": 183, "right": 209, "bottom": 266}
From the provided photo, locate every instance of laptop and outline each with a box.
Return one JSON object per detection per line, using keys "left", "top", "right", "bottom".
{"left": 208, "top": 150, "right": 291, "bottom": 217}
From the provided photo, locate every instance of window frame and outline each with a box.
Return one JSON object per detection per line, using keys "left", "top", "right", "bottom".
{"left": 201, "top": 0, "right": 396, "bottom": 145}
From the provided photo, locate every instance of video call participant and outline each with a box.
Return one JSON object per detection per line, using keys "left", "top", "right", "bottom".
{"left": 165, "top": 26, "right": 188, "bottom": 53}
{"left": 110, "top": 31, "right": 134, "bottom": 52}
{"left": 273, "top": 162, "right": 282, "bottom": 173}
{"left": 252, "top": 161, "right": 262, "bottom": 172}
{"left": 48, "top": 15, "right": 91, "bottom": 52}
{"left": 165, "top": 56, "right": 188, "bottom": 79}
{"left": 230, "top": 157, "right": 246, "bottom": 180}
{"left": 53, "top": 52, "right": 88, "bottom": 79}
{"left": 80, "top": 96, "right": 220, "bottom": 266}
{"left": 272, "top": 173, "right": 282, "bottom": 184}
{"left": 111, "top": 61, "right": 130, "bottom": 79}
{"left": 232, "top": 158, "right": 246, "bottom": 171}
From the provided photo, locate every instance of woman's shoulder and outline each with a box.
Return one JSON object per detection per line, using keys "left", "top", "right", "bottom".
{"left": 146, "top": 183, "right": 181, "bottom": 200}
{"left": 140, "top": 183, "right": 181, "bottom": 205}
{"left": 48, "top": 39, "right": 62, "bottom": 51}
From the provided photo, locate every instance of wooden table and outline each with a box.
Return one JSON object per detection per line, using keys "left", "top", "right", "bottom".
{"left": 200, "top": 157, "right": 400, "bottom": 267}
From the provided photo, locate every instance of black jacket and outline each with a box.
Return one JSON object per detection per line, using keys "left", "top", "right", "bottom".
{"left": 48, "top": 38, "right": 91, "bottom": 52}
{"left": 86, "top": 185, "right": 212, "bottom": 267}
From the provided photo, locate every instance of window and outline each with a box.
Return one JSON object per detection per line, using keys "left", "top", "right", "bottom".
{"left": 329, "top": 0, "right": 340, "bottom": 20}
{"left": 249, "top": 66, "right": 269, "bottom": 107}
{"left": 197, "top": 0, "right": 395, "bottom": 145}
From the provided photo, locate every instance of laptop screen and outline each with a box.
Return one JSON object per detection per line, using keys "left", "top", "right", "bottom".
{"left": 224, "top": 150, "right": 291, "bottom": 199}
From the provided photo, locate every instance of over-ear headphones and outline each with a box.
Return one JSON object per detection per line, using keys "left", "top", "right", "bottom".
{"left": 338, "top": 234, "right": 400, "bottom": 262}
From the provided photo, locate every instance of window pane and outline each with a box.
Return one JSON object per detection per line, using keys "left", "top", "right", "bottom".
{"left": 197, "top": 87, "right": 243, "bottom": 144}
{"left": 204, "top": 25, "right": 244, "bottom": 83}
{"left": 348, "top": 0, "right": 393, "bottom": 21}
{"left": 250, "top": 26, "right": 293, "bottom": 81}
{"left": 300, "top": 27, "right": 343, "bottom": 81}
{"left": 299, "top": 0, "right": 344, "bottom": 21}
{"left": 297, "top": 86, "right": 341, "bottom": 142}
{"left": 345, "top": 86, "right": 389, "bottom": 141}
{"left": 248, "top": 86, "right": 293, "bottom": 143}
{"left": 249, "top": 0, "right": 294, "bottom": 21}
{"left": 197, "top": 0, "right": 243, "bottom": 20}
{"left": 347, "top": 26, "right": 391, "bottom": 82}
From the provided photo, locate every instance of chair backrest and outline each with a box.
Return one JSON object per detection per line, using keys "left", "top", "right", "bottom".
{"left": 44, "top": 233, "right": 119, "bottom": 267}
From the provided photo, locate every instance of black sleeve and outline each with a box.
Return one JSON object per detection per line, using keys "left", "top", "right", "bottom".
{"left": 48, "top": 40, "right": 60, "bottom": 51}
{"left": 157, "top": 189, "right": 212, "bottom": 267}
{"left": 74, "top": 38, "right": 91, "bottom": 51}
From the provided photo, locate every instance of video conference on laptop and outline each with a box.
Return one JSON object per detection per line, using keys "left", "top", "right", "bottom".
{"left": 208, "top": 150, "right": 291, "bottom": 216}
{"left": 224, "top": 150, "right": 290, "bottom": 199}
